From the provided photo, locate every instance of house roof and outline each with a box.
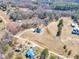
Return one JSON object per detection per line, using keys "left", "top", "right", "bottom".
{"left": 26, "top": 48, "right": 34, "bottom": 57}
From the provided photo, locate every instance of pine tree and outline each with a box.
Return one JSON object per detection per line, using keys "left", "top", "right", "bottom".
{"left": 56, "top": 19, "right": 63, "bottom": 36}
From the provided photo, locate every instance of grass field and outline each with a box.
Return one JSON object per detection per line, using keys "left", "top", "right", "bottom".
{"left": 19, "top": 17, "right": 79, "bottom": 58}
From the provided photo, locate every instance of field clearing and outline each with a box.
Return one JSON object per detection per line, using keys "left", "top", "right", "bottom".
{"left": 19, "top": 17, "right": 79, "bottom": 58}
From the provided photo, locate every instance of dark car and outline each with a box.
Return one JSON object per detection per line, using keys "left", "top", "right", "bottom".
{"left": 72, "top": 29, "right": 79, "bottom": 35}
{"left": 33, "top": 28, "right": 42, "bottom": 33}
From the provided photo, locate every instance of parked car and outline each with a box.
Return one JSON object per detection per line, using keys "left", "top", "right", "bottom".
{"left": 33, "top": 27, "right": 42, "bottom": 33}
{"left": 72, "top": 28, "right": 79, "bottom": 35}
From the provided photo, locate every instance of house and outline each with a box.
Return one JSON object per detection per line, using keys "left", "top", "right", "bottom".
{"left": 25, "top": 48, "right": 35, "bottom": 59}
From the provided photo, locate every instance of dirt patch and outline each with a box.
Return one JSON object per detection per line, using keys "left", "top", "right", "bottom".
{"left": 19, "top": 17, "right": 79, "bottom": 58}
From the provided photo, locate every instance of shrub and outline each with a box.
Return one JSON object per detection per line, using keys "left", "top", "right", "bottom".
{"left": 63, "top": 45, "right": 68, "bottom": 53}
{"left": 0, "top": 19, "right": 2, "bottom": 23}
{"left": 2, "top": 44, "right": 9, "bottom": 52}
{"left": 38, "top": 12, "right": 47, "bottom": 19}
{"left": 9, "top": 12, "right": 18, "bottom": 21}
{"left": 8, "top": 41, "right": 13, "bottom": 47}
{"left": 6, "top": 51, "right": 14, "bottom": 59}
{"left": 0, "top": 41, "right": 9, "bottom": 52}
{"left": 55, "top": 16, "right": 59, "bottom": 21}
{"left": 56, "top": 26, "right": 62, "bottom": 37}
{"left": 63, "top": 45, "right": 67, "bottom": 49}
{"left": 56, "top": 19, "right": 63, "bottom": 36}
{"left": 65, "top": 49, "right": 68, "bottom": 53}
{"left": 46, "top": 27, "right": 50, "bottom": 34}
{"left": 15, "top": 54, "right": 23, "bottom": 59}
{"left": 40, "top": 48, "right": 49, "bottom": 59}
{"left": 57, "top": 19, "right": 63, "bottom": 28}
{"left": 35, "top": 8, "right": 47, "bottom": 19}
{"left": 67, "top": 50, "right": 72, "bottom": 56}
{"left": 50, "top": 55, "right": 56, "bottom": 59}
{"left": 0, "top": 3, "right": 7, "bottom": 11}
{"left": 71, "top": 15, "right": 78, "bottom": 23}
{"left": 74, "top": 55, "right": 79, "bottom": 59}
{"left": 9, "top": 8, "right": 23, "bottom": 21}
